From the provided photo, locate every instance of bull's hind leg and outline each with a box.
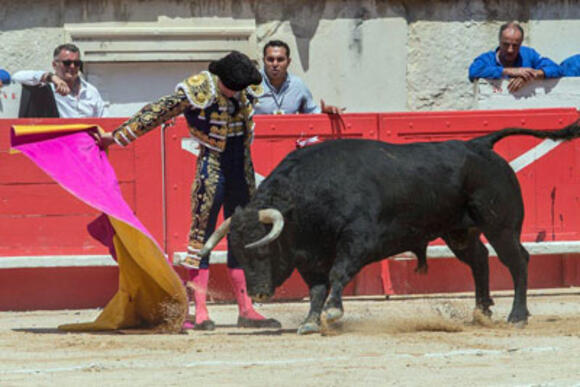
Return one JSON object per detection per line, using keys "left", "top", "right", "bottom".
{"left": 413, "top": 245, "right": 429, "bottom": 274}
{"left": 443, "top": 229, "right": 494, "bottom": 316}
{"left": 483, "top": 229, "right": 530, "bottom": 324}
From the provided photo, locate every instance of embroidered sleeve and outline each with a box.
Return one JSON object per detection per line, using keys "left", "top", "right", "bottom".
{"left": 112, "top": 90, "right": 189, "bottom": 147}
{"left": 240, "top": 91, "right": 257, "bottom": 146}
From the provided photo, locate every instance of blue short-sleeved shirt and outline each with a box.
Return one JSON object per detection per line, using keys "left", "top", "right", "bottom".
{"left": 253, "top": 69, "right": 320, "bottom": 115}
{"left": 0, "top": 69, "right": 10, "bottom": 85}
{"left": 468, "top": 46, "right": 562, "bottom": 81}
{"left": 560, "top": 54, "right": 580, "bottom": 77}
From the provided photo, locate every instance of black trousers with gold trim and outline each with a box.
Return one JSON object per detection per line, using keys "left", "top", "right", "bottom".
{"left": 187, "top": 136, "right": 254, "bottom": 269}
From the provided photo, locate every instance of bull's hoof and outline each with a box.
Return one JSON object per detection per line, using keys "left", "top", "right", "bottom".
{"left": 237, "top": 317, "right": 281, "bottom": 329}
{"left": 507, "top": 310, "right": 529, "bottom": 325}
{"left": 321, "top": 307, "right": 344, "bottom": 324}
{"left": 297, "top": 322, "right": 320, "bottom": 335}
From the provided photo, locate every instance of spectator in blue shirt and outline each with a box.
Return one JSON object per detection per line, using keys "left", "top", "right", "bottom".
{"left": 254, "top": 40, "right": 344, "bottom": 115}
{"left": 560, "top": 54, "right": 580, "bottom": 77}
{"left": 0, "top": 69, "right": 10, "bottom": 88}
{"left": 468, "top": 22, "right": 562, "bottom": 93}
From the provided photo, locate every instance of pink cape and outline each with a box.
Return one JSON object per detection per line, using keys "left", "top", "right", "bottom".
{"left": 11, "top": 125, "right": 187, "bottom": 332}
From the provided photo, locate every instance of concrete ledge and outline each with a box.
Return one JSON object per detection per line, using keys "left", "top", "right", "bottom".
{"left": 474, "top": 78, "right": 580, "bottom": 110}
{"left": 175, "top": 241, "right": 580, "bottom": 263}
{"left": 1, "top": 241, "right": 578, "bottom": 269}
{"left": 395, "top": 241, "right": 580, "bottom": 260}
{"left": 0, "top": 255, "right": 118, "bottom": 269}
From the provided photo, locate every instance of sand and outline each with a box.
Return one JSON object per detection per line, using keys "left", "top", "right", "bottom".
{"left": 1, "top": 288, "right": 579, "bottom": 386}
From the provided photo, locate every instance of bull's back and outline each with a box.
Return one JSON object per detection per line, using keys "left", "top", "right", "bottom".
{"left": 287, "top": 139, "right": 470, "bottom": 196}
{"left": 264, "top": 139, "right": 474, "bottom": 221}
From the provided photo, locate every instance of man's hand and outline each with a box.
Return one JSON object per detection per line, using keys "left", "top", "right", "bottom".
{"left": 507, "top": 76, "right": 526, "bottom": 93}
{"left": 320, "top": 99, "right": 346, "bottom": 115}
{"left": 503, "top": 67, "right": 537, "bottom": 81}
{"left": 506, "top": 68, "right": 545, "bottom": 93}
{"left": 50, "top": 74, "right": 71, "bottom": 96}
{"left": 91, "top": 131, "right": 116, "bottom": 150}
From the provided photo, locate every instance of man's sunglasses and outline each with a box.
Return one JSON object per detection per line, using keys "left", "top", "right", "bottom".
{"left": 57, "top": 60, "right": 83, "bottom": 67}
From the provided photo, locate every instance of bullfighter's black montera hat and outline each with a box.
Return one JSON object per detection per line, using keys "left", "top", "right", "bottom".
{"left": 208, "top": 51, "right": 262, "bottom": 91}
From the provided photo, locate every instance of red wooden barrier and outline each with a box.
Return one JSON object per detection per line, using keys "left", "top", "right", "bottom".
{"left": 0, "top": 108, "right": 579, "bottom": 310}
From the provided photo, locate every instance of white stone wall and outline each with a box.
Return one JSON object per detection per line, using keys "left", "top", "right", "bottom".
{"left": 1, "top": 0, "right": 579, "bottom": 114}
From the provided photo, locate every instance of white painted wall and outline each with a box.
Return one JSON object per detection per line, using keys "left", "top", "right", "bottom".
{"left": 475, "top": 78, "right": 580, "bottom": 110}
{"left": 1, "top": 0, "right": 579, "bottom": 116}
{"left": 86, "top": 62, "right": 208, "bottom": 117}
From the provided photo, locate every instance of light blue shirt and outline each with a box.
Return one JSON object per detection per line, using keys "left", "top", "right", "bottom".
{"left": 254, "top": 69, "right": 320, "bottom": 115}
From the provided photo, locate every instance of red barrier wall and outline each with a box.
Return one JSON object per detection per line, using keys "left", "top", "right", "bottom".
{"left": 0, "top": 108, "right": 579, "bottom": 310}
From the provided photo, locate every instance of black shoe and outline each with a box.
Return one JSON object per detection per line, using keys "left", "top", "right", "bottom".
{"left": 194, "top": 319, "right": 216, "bottom": 331}
{"left": 237, "top": 316, "right": 281, "bottom": 328}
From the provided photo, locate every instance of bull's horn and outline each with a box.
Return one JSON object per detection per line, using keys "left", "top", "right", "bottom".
{"left": 200, "top": 217, "right": 232, "bottom": 257}
{"left": 244, "top": 208, "right": 285, "bottom": 249}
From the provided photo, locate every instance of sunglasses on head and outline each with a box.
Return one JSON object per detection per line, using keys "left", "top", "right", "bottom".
{"left": 57, "top": 60, "right": 83, "bottom": 67}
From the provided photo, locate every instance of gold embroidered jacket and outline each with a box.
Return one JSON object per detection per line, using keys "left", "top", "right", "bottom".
{"left": 112, "top": 71, "right": 263, "bottom": 152}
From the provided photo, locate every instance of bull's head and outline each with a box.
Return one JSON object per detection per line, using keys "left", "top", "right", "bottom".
{"left": 200, "top": 207, "right": 293, "bottom": 302}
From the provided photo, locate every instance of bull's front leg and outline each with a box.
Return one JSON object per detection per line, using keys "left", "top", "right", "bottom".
{"left": 297, "top": 282, "right": 329, "bottom": 335}
{"left": 322, "top": 255, "right": 363, "bottom": 325}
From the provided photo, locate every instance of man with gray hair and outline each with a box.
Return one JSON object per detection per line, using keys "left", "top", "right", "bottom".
{"left": 468, "top": 22, "right": 562, "bottom": 92}
{"left": 12, "top": 43, "right": 106, "bottom": 117}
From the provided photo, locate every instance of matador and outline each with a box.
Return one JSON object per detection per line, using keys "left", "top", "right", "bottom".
{"left": 99, "top": 51, "right": 281, "bottom": 331}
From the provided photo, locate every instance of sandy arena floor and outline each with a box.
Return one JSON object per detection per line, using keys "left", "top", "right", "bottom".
{"left": 1, "top": 288, "right": 579, "bottom": 386}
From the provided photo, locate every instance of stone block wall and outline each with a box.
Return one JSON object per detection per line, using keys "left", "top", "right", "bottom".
{"left": 0, "top": 0, "right": 578, "bottom": 112}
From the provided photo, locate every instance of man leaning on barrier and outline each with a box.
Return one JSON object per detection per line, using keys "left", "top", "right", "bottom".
{"left": 468, "top": 22, "right": 562, "bottom": 92}
{"left": 12, "top": 43, "right": 106, "bottom": 118}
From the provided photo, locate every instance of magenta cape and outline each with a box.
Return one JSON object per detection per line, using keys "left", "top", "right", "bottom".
{"left": 11, "top": 125, "right": 187, "bottom": 332}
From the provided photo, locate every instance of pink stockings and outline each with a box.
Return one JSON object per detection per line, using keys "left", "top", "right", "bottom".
{"left": 184, "top": 267, "right": 281, "bottom": 330}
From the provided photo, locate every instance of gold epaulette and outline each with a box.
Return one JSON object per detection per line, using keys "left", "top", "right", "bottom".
{"left": 246, "top": 83, "right": 264, "bottom": 98}
{"left": 175, "top": 71, "right": 217, "bottom": 109}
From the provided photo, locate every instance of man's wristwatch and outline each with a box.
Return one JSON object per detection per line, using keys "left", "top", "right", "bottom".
{"left": 45, "top": 72, "right": 54, "bottom": 83}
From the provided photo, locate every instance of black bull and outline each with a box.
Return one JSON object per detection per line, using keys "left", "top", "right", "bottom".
{"left": 201, "top": 122, "right": 580, "bottom": 334}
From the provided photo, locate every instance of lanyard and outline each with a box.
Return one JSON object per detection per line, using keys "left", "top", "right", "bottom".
{"left": 266, "top": 81, "right": 287, "bottom": 114}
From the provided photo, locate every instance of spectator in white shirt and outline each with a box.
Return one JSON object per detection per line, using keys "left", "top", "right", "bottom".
{"left": 12, "top": 43, "right": 106, "bottom": 118}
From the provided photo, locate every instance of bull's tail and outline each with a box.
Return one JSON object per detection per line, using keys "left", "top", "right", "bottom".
{"left": 472, "top": 120, "right": 580, "bottom": 148}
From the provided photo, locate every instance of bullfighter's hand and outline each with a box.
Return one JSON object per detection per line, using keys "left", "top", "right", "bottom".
{"left": 90, "top": 131, "right": 116, "bottom": 150}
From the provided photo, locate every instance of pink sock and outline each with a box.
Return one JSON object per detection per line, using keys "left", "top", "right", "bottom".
{"left": 228, "top": 268, "right": 265, "bottom": 320}
{"left": 189, "top": 268, "right": 211, "bottom": 324}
